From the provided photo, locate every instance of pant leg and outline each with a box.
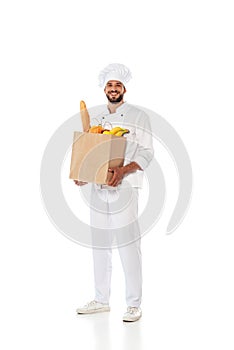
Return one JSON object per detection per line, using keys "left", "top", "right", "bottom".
{"left": 118, "top": 240, "right": 142, "bottom": 307}
{"left": 109, "top": 187, "right": 142, "bottom": 307}
{"left": 90, "top": 185, "right": 113, "bottom": 304}
{"left": 92, "top": 248, "right": 112, "bottom": 304}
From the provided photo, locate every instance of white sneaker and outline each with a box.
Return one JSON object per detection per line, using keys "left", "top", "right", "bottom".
{"left": 76, "top": 300, "right": 110, "bottom": 314}
{"left": 123, "top": 307, "right": 142, "bottom": 322}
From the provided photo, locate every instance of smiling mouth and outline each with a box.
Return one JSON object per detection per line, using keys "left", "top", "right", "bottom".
{"left": 106, "top": 91, "right": 123, "bottom": 103}
{"left": 110, "top": 92, "right": 119, "bottom": 97}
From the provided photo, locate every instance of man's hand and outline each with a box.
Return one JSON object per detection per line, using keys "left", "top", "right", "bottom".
{"left": 74, "top": 180, "right": 88, "bottom": 186}
{"left": 107, "top": 162, "right": 142, "bottom": 187}
{"left": 107, "top": 167, "right": 125, "bottom": 187}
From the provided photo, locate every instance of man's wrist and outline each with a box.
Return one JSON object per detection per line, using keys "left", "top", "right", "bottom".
{"left": 121, "top": 162, "right": 142, "bottom": 176}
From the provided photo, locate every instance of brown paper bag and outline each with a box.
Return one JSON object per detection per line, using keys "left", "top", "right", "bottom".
{"left": 69, "top": 132, "right": 126, "bottom": 184}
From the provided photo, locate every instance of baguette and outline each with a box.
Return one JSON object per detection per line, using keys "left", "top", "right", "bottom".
{"left": 80, "top": 100, "right": 91, "bottom": 132}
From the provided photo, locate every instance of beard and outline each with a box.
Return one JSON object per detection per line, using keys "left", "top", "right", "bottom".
{"left": 106, "top": 92, "right": 124, "bottom": 104}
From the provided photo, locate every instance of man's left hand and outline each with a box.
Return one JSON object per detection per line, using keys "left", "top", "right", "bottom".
{"left": 107, "top": 167, "right": 124, "bottom": 187}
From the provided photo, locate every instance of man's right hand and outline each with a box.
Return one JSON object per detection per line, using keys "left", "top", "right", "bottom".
{"left": 74, "top": 180, "right": 88, "bottom": 186}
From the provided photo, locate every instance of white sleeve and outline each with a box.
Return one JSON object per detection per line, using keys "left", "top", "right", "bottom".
{"left": 134, "top": 113, "right": 154, "bottom": 170}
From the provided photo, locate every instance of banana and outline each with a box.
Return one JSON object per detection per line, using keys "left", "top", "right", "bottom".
{"left": 109, "top": 126, "right": 125, "bottom": 135}
{"left": 115, "top": 129, "right": 129, "bottom": 137}
{"left": 102, "top": 130, "right": 111, "bottom": 134}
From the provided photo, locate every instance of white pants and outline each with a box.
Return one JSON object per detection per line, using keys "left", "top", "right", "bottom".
{"left": 90, "top": 184, "right": 142, "bottom": 307}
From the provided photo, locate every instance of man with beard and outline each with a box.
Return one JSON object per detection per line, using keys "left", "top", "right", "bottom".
{"left": 75, "top": 63, "right": 154, "bottom": 322}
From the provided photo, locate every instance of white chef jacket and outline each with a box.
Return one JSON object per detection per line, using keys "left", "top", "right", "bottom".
{"left": 89, "top": 102, "right": 154, "bottom": 188}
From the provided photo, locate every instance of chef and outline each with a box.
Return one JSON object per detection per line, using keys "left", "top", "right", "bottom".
{"left": 75, "top": 63, "right": 154, "bottom": 322}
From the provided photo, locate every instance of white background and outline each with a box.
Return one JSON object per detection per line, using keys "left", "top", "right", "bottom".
{"left": 1, "top": 0, "right": 234, "bottom": 349}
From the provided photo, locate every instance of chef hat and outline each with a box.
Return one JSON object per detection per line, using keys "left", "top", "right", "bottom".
{"left": 98, "top": 63, "right": 132, "bottom": 88}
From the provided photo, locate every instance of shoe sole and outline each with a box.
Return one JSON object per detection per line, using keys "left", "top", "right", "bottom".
{"left": 123, "top": 318, "right": 140, "bottom": 322}
{"left": 76, "top": 307, "right": 110, "bottom": 314}
{"left": 123, "top": 315, "right": 142, "bottom": 322}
